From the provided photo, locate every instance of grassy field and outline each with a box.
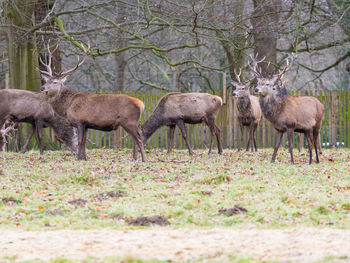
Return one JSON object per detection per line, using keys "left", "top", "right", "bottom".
{"left": 0, "top": 148, "right": 349, "bottom": 231}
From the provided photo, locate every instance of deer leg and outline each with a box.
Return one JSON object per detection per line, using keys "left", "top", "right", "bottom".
{"left": 208, "top": 125, "right": 215, "bottom": 155}
{"left": 305, "top": 130, "right": 314, "bottom": 165}
{"left": 136, "top": 129, "right": 147, "bottom": 162}
{"left": 77, "top": 123, "right": 87, "bottom": 160}
{"left": 35, "top": 122, "right": 44, "bottom": 155}
{"left": 13, "top": 127, "right": 19, "bottom": 152}
{"left": 313, "top": 130, "right": 320, "bottom": 163}
{"left": 133, "top": 144, "right": 138, "bottom": 161}
{"left": 82, "top": 128, "right": 88, "bottom": 160}
{"left": 20, "top": 124, "right": 35, "bottom": 154}
{"left": 206, "top": 117, "right": 222, "bottom": 154}
{"left": 271, "top": 131, "right": 283, "bottom": 163}
{"left": 176, "top": 120, "right": 194, "bottom": 155}
{"left": 247, "top": 123, "right": 255, "bottom": 152}
{"left": 253, "top": 124, "right": 258, "bottom": 152}
{"left": 215, "top": 124, "right": 223, "bottom": 154}
{"left": 238, "top": 122, "right": 244, "bottom": 151}
{"left": 316, "top": 131, "right": 322, "bottom": 155}
{"left": 123, "top": 124, "right": 146, "bottom": 162}
{"left": 167, "top": 125, "right": 176, "bottom": 154}
{"left": 245, "top": 124, "right": 252, "bottom": 152}
{"left": 286, "top": 129, "right": 294, "bottom": 164}
{"left": 250, "top": 124, "right": 255, "bottom": 152}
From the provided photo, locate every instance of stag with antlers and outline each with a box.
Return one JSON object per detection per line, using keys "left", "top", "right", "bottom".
{"left": 231, "top": 68, "right": 262, "bottom": 152}
{"left": 39, "top": 43, "right": 147, "bottom": 161}
{"left": 251, "top": 55, "right": 324, "bottom": 164}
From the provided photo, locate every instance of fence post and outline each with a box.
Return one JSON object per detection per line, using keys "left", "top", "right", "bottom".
{"left": 228, "top": 92, "right": 233, "bottom": 148}
{"left": 5, "top": 72, "right": 9, "bottom": 89}
{"left": 222, "top": 72, "right": 227, "bottom": 104}
{"left": 329, "top": 90, "right": 338, "bottom": 147}
{"left": 232, "top": 98, "right": 237, "bottom": 148}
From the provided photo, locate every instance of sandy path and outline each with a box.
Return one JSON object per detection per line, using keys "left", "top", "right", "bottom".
{"left": 1, "top": 228, "right": 350, "bottom": 262}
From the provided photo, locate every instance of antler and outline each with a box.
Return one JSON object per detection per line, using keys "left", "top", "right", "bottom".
{"left": 59, "top": 43, "right": 90, "bottom": 78}
{"left": 234, "top": 68, "right": 242, "bottom": 82}
{"left": 0, "top": 122, "right": 17, "bottom": 145}
{"left": 249, "top": 53, "right": 265, "bottom": 77}
{"left": 39, "top": 42, "right": 58, "bottom": 77}
{"left": 275, "top": 54, "right": 295, "bottom": 80}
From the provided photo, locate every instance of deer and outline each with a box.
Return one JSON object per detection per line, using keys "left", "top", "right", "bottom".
{"left": 0, "top": 89, "right": 79, "bottom": 155}
{"left": 141, "top": 92, "right": 223, "bottom": 155}
{"left": 231, "top": 69, "right": 262, "bottom": 152}
{"left": 250, "top": 55, "right": 324, "bottom": 164}
{"left": 39, "top": 44, "right": 146, "bottom": 161}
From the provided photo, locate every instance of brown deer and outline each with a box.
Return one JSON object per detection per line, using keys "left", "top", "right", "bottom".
{"left": 251, "top": 56, "right": 324, "bottom": 164}
{"left": 39, "top": 44, "right": 146, "bottom": 161}
{"left": 141, "top": 92, "right": 223, "bottom": 155}
{"left": 231, "top": 69, "right": 262, "bottom": 152}
{"left": 0, "top": 89, "right": 78, "bottom": 155}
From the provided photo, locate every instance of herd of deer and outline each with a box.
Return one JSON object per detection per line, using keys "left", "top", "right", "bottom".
{"left": 0, "top": 45, "right": 324, "bottom": 164}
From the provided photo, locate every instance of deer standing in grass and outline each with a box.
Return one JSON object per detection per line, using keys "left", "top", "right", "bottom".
{"left": 141, "top": 92, "right": 223, "bottom": 155}
{"left": 0, "top": 89, "right": 78, "bottom": 155}
{"left": 39, "top": 44, "right": 146, "bottom": 161}
{"left": 231, "top": 69, "right": 262, "bottom": 152}
{"left": 251, "top": 56, "right": 324, "bottom": 164}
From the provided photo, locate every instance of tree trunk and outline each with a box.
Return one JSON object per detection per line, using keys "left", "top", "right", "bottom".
{"left": 4, "top": 0, "right": 41, "bottom": 91}
{"left": 114, "top": 2, "right": 127, "bottom": 92}
{"left": 3, "top": 0, "right": 58, "bottom": 151}
{"left": 251, "top": 0, "right": 282, "bottom": 76}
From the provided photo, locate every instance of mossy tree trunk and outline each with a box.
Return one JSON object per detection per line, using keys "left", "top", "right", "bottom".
{"left": 4, "top": 0, "right": 41, "bottom": 91}
{"left": 3, "top": 0, "right": 58, "bottom": 150}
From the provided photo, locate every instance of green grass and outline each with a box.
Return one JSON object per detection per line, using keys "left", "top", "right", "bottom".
{"left": 0, "top": 148, "right": 349, "bottom": 230}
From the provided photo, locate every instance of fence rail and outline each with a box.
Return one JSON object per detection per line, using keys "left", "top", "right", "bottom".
{"left": 86, "top": 89, "right": 350, "bottom": 150}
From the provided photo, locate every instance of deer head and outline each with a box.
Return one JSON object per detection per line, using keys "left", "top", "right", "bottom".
{"left": 231, "top": 69, "right": 251, "bottom": 98}
{"left": 39, "top": 43, "right": 90, "bottom": 95}
{"left": 254, "top": 54, "right": 295, "bottom": 97}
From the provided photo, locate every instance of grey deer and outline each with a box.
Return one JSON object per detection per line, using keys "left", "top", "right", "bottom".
{"left": 231, "top": 68, "right": 262, "bottom": 152}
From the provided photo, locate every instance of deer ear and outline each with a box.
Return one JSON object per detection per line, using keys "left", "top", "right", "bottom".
{"left": 231, "top": 80, "right": 239, "bottom": 87}
{"left": 59, "top": 76, "right": 68, "bottom": 83}
{"left": 271, "top": 75, "right": 279, "bottom": 85}
{"left": 41, "top": 75, "right": 50, "bottom": 82}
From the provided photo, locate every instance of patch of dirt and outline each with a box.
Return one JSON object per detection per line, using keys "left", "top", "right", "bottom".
{"left": 46, "top": 209, "right": 64, "bottom": 216}
{"left": 93, "top": 190, "right": 125, "bottom": 201}
{"left": 1, "top": 197, "right": 21, "bottom": 206}
{"left": 67, "top": 198, "right": 88, "bottom": 206}
{"left": 110, "top": 214, "right": 125, "bottom": 221}
{"left": 201, "top": 191, "right": 213, "bottom": 196}
{"left": 218, "top": 205, "right": 247, "bottom": 216}
{"left": 0, "top": 228, "right": 350, "bottom": 262}
{"left": 128, "top": 215, "right": 170, "bottom": 226}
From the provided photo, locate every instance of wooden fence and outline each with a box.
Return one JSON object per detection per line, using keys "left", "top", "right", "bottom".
{"left": 86, "top": 89, "right": 350, "bottom": 150}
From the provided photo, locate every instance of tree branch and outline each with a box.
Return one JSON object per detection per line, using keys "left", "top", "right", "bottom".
{"left": 298, "top": 51, "right": 350, "bottom": 73}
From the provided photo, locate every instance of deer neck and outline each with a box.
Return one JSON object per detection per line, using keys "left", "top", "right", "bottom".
{"left": 49, "top": 87, "right": 73, "bottom": 117}
{"left": 48, "top": 112, "right": 76, "bottom": 145}
{"left": 141, "top": 111, "right": 165, "bottom": 143}
{"left": 259, "top": 93, "right": 284, "bottom": 123}
{"left": 237, "top": 95, "right": 251, "bottom": 116}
